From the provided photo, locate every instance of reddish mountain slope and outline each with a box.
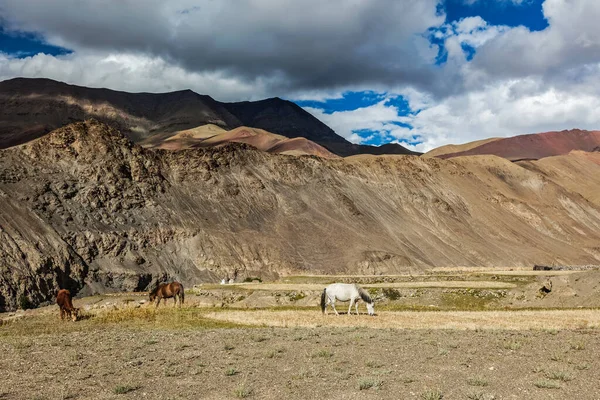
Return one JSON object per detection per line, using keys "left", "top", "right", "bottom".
{"left": 435, "top": 130, "right": 600, "bottom": 161}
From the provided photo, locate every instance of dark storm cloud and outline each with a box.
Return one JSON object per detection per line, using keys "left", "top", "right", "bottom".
{"left": 0, "top": 0, "right": 444, "bottom": 94}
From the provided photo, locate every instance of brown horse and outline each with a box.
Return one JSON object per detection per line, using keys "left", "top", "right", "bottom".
{"left": 149, "top": 282, "right": 185, "bottom": 308}
{"left": 56, "top": 289, "right": 80, "bottom": 321}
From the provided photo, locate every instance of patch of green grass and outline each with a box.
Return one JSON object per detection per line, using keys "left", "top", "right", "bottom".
{"left": 365, "top": 360, "right": 383, "bottom": 368}
{"left": 0, "top": 308, "right": 247, "bottom": 338}
{"left": 313, "top": 349, "right": 333, "bottom": 358}
{"left": 421, "top": 389, "right": 443, "bottom": 400}
{"left": 441, "top": 290, "right": 502, "bottom": 311}
{"left": 358, "top": 378, "right": 382, "bottom": 390}
{"left": 546, "top": 370, "right": 573, "bottom": 382}
{"left": 225, "top": 368, "right": 239, "bottom": 376}
{"left": 266, "top": 348, "right": 285, "bottom": 358}
{"left": 575, "top": 363, "right": 590, "bottom": 371}
{"left": 570, "top": 341, "right": 585, "bottom": 351}
{"left": 503, "top": 341, "right": 522, "bottom": 351}
{"left": 534, "top": 380, "right": 561, "bottom": 389}
{"left": 467, "top": 376, "right": 489, "bottom": 387}
{"left": 114, "top": 385, "right": 139, "bottom": 394}
{"left": 233, "top": 385, "right": 252, "bottom": 398}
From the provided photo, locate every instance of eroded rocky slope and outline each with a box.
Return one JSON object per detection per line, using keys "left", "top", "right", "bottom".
{"left": 2, "top": 120, "right": 600, "bottom": 310}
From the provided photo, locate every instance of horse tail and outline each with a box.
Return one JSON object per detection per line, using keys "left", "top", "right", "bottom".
{"left": 358, "top": 286, "right": 372, "bottom": 304}
{"left": 320, "top": 289, "right": 327, "bottom": 314}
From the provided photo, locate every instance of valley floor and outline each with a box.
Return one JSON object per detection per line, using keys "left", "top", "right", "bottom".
{"left": 1, "top": 315, "right": 599, "bottom": 400}
{"left": 1, "top": 270, "right": 599, "bottom": 399}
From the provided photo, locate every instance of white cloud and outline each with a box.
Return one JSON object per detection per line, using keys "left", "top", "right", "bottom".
{"left": 303, "top": 99, "right": 421, "bottom": 145}
{"left": 0, "top": 52, "right": 272, "bottom": 101}
{"left": 2, "top": 0, "right": 600, "bottom": 153}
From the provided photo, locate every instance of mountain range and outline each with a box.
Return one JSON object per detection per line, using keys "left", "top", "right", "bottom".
{"left": 1, "top": 78, "right": 600, "bottom": 311}
{"left": 0, "top": 77, "right": 420, "bottom": 157}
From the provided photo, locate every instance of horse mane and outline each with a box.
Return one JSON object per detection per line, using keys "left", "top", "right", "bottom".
{"left": 357, "top": 286, "right": 372, "bottom": 304}
{"left": 149, "top": 284, "right": 161, "bottom": 296}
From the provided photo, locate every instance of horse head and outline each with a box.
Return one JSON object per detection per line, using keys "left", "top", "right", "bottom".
{"left": 366, "top": 302, "right": 375, "bottom": 316}
{"left": 149, "top": 286, "right": 159, "bottom": 302}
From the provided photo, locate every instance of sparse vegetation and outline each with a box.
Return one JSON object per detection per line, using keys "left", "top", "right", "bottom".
{"left": 421, "top": 389, "right": 443, "bottom": 399}
{"left": 233, "top": 385, "right": 252, "bottom": 398}
{"left": 503, "top": 341, "right": 522, "bottom": 351}
{"left": 225, "top": 368, "right": 239, "bottom": 376}
{"left": 358, "top": 378, "right": 382, "bottom": 390}
{"left": 313, "top": 349, "right": 333, "bottom": 358}
{"left": 18, "top": 294, "right": 33, "bottom": 310}
{"left": 114, "top": 385, "right": 139, "bottom": 394}
{"left": 382, "top": 288, "right": 402, "bottom": 300}
{"left": 570, "top": 341, "right": 585, "bottom": 350}
{"left": 467, "top": 376, "right": 489, "bottom": 387}
{"left": 546, "top": 370, "right": 573, "bottom": 382}
{"left": 534, "top": 380, "right": 561, "bottom": 389}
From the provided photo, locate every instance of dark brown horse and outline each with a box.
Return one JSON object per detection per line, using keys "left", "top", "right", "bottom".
{"left": 56, "top": 289, "right": 80, "bottom": 321}
{"left": 149, "top": 282, "right": 185, "bottom": 308}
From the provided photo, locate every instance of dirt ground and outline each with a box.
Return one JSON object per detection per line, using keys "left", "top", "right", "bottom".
{"left": 2, "top": 270, "right": 600, "bottom": 399}
{"left": 1, "top": 314, "right": 599, "bottom": 400}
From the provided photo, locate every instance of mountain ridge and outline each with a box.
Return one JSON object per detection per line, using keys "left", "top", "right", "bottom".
{"left": 0, "top": 77, "right": 419, "bottom": 157}
{"left": 2, "top": 120, "right": 600, "bottom": 311}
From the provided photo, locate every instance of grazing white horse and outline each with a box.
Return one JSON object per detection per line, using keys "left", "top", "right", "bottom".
{"left": 320, "top": 283, "right": 375, "bottom": 316}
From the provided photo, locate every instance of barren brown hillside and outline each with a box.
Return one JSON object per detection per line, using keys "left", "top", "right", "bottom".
{"left": 153, "top": 125, "right": 338, "bottom": 158}
{"left": 434, "top": 129, "right": 600, "bottom": 160}
{"left": 1, "top": 120, "right": 600, "bottom": 310}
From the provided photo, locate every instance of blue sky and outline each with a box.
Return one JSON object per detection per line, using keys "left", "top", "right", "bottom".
{"left": 0, "top": 28, "right": 70, "bottom": 57}
{"left": 1, "top": 0, "right": 599, "bottom": 152}
{"left": 293, "top": 0, "right": 549, "bottom": 149}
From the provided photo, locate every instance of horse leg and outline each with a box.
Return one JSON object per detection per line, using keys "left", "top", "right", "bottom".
{"left": 155, "top": 297, "right": 161, "bottom": 308}
{"left": 355, "top": 301, "right": 359, "bottom": 315}
{"left": 348, "top": 298, "right": 354, "bottom": 315}
{"left": 60, "top": 308, "right": 65, "bottom": 320}
{"left": 331, "top": 299, "right": 339, "bottom": 316}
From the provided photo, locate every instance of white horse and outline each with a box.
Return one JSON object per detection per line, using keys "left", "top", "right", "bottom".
{"left": 320, "top": 283, "right": 375, "bottom": 316}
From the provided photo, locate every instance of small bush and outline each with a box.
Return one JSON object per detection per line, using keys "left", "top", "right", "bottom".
{"left": 114, "top": 385, "right": 139, "bottom": 394}
{"left": 358, "top": 378, "right": 382, "bottom": 390}
{"left": 570, "top": 341, "right": 585, "bottom": 351}
{"left": 224, "top": 344, "right": 235, "bottom": 351}
{"left": 575, "top": 363, "right": 590, "bottom": 371}
{"left": 225, "top": 368, "right": 239, "bottom": 376}
{"left": 534, "top": 380, "right": 561, "bottom": 389}
{"left": 382, "top": 288, "right": 402, "bottom": 300}
{"left": 503, "top": 341, "right": 522, "bottom": 351}
{"left": 546, "top": 370, "right": 572, "bottom": 382}
{"left": 18, "top": 294, "right": 33, "bottom": 310}
{"left": 313, "top": 349, "right": 333, "bottom": 358}
{"left": 233, "top": 385, "right": 252, "bottom": 398}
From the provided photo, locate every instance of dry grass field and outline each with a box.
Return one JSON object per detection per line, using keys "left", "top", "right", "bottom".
{"left": 1, "top": 270, "right": 600, "bottom": 399}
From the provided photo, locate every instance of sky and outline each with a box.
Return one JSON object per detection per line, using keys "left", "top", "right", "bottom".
{"left": 1, "top": 0, "right": 599, "bottom": 152}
